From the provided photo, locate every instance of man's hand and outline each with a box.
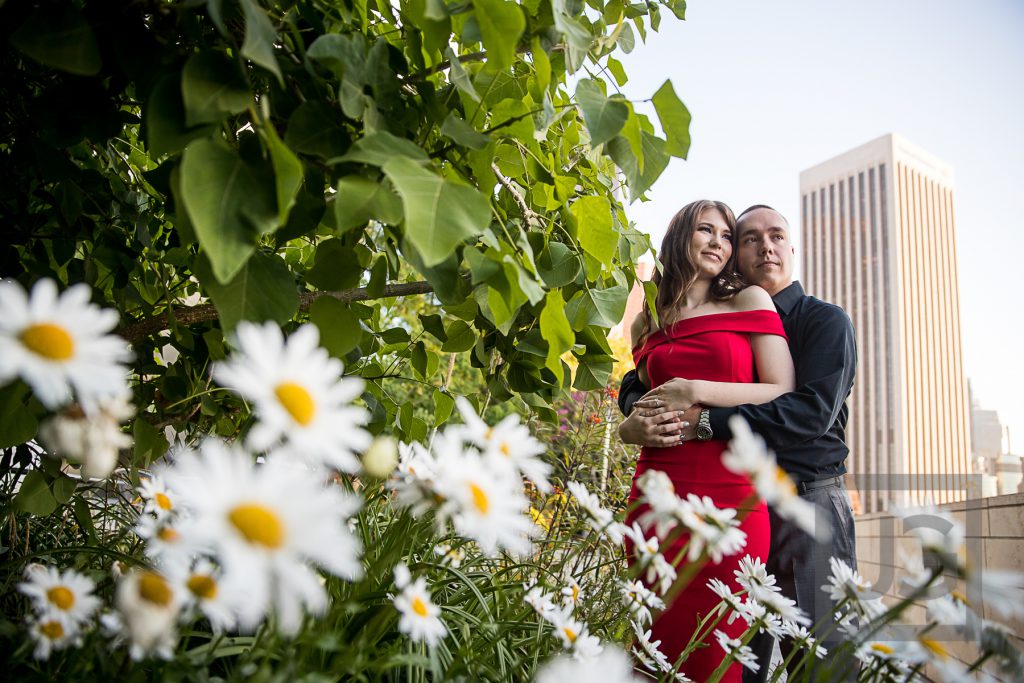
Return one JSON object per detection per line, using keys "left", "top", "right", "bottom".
{"left": 617, "top": 406, "right": 690, "bottom": 447}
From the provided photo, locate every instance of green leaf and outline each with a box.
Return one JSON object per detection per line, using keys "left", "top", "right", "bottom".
{"left": 537, "top": 242, "right": 581, "bottom": 288}
{"left": 309, "top": 297, "right": 361, "bottom": 358}
{"left": 336, "top": 132, "right": 429, "bottom": 167}
{"left": 334, "top": 176, "right": 403, "bottom": 232}
{"left": 621, "top": 106, "right": 644, "bottom": 173}
{"left": 0, "top": 383, "right": 38, "bottom": 449}
{"left": 666, "top": 0, "right": 687, "bottom": 21}
{"left": 263, "top": 123, "right": 304, "bottom": 225}
{"left": 366, "top": 256, "right": 388, "bottom": 298}
{"left": 441, "top": 320, "right": 476, "bottom": 352}
{"left": 181, "top": 51, "right": 252, "bottom": 127}
{"left": 145, "top": 74, "right": 217, "bottom": 158}
{"left": 444, "top": 47, "right": 481, "bottom": 102}
{"left": 195, "top": 252, "right": 299, "bottom": 332}
{"left": 606, "top": 56, "right": 628, "bottom": 86}
{"left": 440, "top": 112, "right": 491, "bottom": 150}
{"left": 285, "top": 102, "right": 351, "bottom": 159}
{"left": 573, "top": 355, "right": 614, "bottom": 391}
{"left": 383, "top": 156, "right": 492, "bottom": 267}
{"left": 531, "top": 37, "right": 551, "bottom": 95}
{"left": 572, "top": 196, "right": 616, "bottom": 266}
{"left": 642, "top": 279, "right": 660, "bottom": 328}
{"left": 15, "top": 471, "right": 57, "bottom": 517}
{"left": 52, "top": 475, "right": 77, "bottom": 505}
{"left": 540, "top": 289, "right": 573, "bottom": 384}
{"left": 652, "top": 79, "right": 692, "bottom": 159}
{"left": 607, "top": 131, "right": 671, "bottom": 201}
{"left": 180, "top": 139, "right": 277, "bottom": 283}
{"left": 473, "top": 0, "right": 526, "bottom": 71}
{"left": 240, "top": 0, "right": 283, "bottom": 85}
{"left": 575, "top": 79, "right": 628, "bottom": 147}
{"left": 10, "top": 7, "right": 101, "bottom": 76}
{"left": 433, "top": 390, "right": 455, "bottom": 427}
{"left": 306, "top": 239, "right": 363, "bottom": 291}
{"left": 419, "top": 314, "right": 448, "bottom": 342}
{"left": 564, "top": 286, "right": 629, "bottom": 330}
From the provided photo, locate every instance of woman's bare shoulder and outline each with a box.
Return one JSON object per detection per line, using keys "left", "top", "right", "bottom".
{"left": 732, "top": 285, "right": 776, "bottom": 312}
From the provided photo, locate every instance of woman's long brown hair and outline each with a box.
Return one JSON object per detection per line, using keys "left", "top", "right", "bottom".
{"left": 637, "top": 200, "right": 745, "bottom": 347}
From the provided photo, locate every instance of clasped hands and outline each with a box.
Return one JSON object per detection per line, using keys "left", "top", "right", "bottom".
{"left": 617, "top": 377, "right": 704, "bottom": 448}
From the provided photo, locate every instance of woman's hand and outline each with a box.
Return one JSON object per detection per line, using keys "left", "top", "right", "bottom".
{"left": 633, "top": 377, "right": 702, "bottom": 414}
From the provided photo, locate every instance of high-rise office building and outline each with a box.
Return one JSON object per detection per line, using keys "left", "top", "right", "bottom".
{"left": 799, "top": 134, "right": 972, "bottom": 512}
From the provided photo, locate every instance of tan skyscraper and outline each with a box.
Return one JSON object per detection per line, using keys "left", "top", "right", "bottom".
{"left": 799, "top": 133, "right": 971, "bottom": 512}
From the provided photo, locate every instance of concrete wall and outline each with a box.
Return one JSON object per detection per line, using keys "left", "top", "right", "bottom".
{"left": 854, "top": 492, "right": 1024, "bottom": 680}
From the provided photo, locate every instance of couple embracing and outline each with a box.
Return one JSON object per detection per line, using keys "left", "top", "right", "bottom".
{"left": 617, "top": 202, "right": 858, "bottom": 682}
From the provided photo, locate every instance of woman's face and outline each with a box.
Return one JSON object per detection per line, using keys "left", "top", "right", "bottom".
{"left": 688, "top": 207, "right": 733, "bottom": 278}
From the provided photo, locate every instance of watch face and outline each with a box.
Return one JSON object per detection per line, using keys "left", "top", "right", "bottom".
{"left": 696, "top": 425, "right": 713, "bottom": 440}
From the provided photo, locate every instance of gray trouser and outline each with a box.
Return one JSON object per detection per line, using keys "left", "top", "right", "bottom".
{"left": 744, "top": 483, "right": 858, "bottom": 683}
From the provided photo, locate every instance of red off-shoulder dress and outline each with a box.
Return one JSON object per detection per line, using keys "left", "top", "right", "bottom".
{"left": 629, "top": 310, "right": 786, "bottom": 682}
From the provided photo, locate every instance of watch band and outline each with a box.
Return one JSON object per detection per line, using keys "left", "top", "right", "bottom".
{"left": 696, "top": 408, "right": 713, "bottom": 441}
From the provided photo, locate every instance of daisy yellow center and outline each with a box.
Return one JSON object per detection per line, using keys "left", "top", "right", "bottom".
{"left": 47, "top": 586, "right": 75, "bottom": 610}
{"left": 187, "top": 574, "right": 218, "bottom": 600}
{"left": 871, "top": 643, "right": 894, "bottom": 655}
{"left": 500, "top": 442, "right": 510, "bottom": 457}
{"left": 571, "top": 585, "right": 580, "bottom": 602}
{"left": 229, "top": 503, "right": 285, "bottom": 549}
{"left": 157, "top": 527, "right": 180, "bottom": 542}
{"left": 562, "top": 626, "right": 578, "bottom": 643}
{"left": 155, "top": 492, "right": 173, "bottom": 511}
{"left": 469, "top": 482, "right": 490, "bottom": 515}
{"left": 138, "top": 571, "right": 173, "bottom": 606}
{"left": 951, "top": 590, "right": 968, "bottom": 604}
{"left": 275, "top": 382, "right": 316, "bottom": 425}
{"left": 411, "top": 596, "right": 429, "bottom": 617}
{"left": 20, "top": 323, "right": 75, "bottom": 361}
{"left": 920, "top": 637, "right": 948, "bottom": 660}
{"left": 40, "top": 620, "right": 64, "bottom": 639}
{"left": 775, "top": 466, "right": 797, "bottom": 495}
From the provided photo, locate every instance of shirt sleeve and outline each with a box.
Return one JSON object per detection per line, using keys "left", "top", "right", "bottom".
{"left": 618, "top": 369, "right": 648, "bottom": 416}
{"left": 708, "top": 304, "right": 857, "bottom": 450}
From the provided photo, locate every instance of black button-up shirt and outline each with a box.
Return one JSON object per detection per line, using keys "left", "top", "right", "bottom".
{"left": 618, "top": 281, "right": 857, "bottom": 482}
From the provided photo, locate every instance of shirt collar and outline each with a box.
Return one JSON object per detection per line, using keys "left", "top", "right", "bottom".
{"left": 771, "top": 281, "right": 805, "bottom": 316}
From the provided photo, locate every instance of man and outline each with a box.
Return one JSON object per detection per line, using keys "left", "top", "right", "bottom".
{"left": 617, "top": 205, "right": 858, "bottom": 681}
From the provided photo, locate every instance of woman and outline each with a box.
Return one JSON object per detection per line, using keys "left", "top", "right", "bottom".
{"left": 627, "top": 200, "right": 794, "bottom": 682}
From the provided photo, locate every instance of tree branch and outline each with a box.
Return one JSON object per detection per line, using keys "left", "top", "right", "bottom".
{"left": 118, "top": 281, "right": 438, "bottom": 345}
{"left": 491, "top": 162, "right": 542, "bottom": 226}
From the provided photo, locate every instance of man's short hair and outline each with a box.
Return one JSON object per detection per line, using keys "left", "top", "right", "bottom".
{"left": 736, "top": 204, "right": 787, "bottom": 223}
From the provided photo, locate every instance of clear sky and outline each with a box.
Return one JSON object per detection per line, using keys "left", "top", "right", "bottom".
{"left": 615, "top": 0, "right": 1024, "bottom": 453}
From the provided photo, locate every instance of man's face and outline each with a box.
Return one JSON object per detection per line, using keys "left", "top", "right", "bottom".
{"left": 735, "top": 208, "right": 795, "bottom": 296}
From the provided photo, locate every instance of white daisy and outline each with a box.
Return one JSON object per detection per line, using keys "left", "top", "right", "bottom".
{"left": 714, "top": 629, "right": 760, "bottom": 672}
{"left": 432, "top": 542, "right": 465, "bottom": 568}
{"left": 524, "top": 581, "right": 559, "bottom": 620}
{"left": 620, "top": 579, "right": 665, "bottom": 627}
{"left": 0, "top": 278, "right": 131, "bottom": 410}
{"left": 758, "top": 589, "right": 810, "bottom": 626}
{"left": 733, "top": 554, "right": 778, "bottom": 599}
{"left": 28, "top": 615, "right": 81, "bottom": 660}
{"left": 549, "top": 608, "right": 590, "bottom": 650}
{"left": 167, "top": 559, "right": 243, "bottom": 632}
{"left": 433, "top": 445, "right": 535, "bottom": 557}
{"left": 536, "top": 647, "right": 643, "bottom": 683}
{"left": 636, "top": 469, "right": 682, "bottom": 537}
{"left": 390, "top": 439, "right": 441, "bottom": 517}
{"left": 114, "top": 569, "right": 180, "bottom": 660}
{"left": 160, "top": 438, "right": 363, "bottom": 634}
{"left": 566, "top": 481, "right": 623, "bottom": 544}
{"left": 631, "top": 621, "right": 673, "bottom": 673}
{"left": 781, "top": 621, "right": 828, "bottom": 659}
{"left": 968, "top": 568, "right": 1024, "bottom": 620}
{"left": 560, "top": 575, "right": 583, "bottom": 609}
{"left": 392, "top": 563, "right": 447, "bottom": 646}
{"left": 135, "top": 514, "right": 192, "bottom": 569}
{"left": 213, "top": 322, "right": 370, "bottom": 472}
{"left": 453, "top": 397, "right": 552, "bottom": 492}
{"left": 624, "top": 523, "right": 677, "bottom": 595}
{"left": 707, "top": 577, "right": 744, "bottom": 613}
{"left": 138, "top": 474, "right": 178, "bottom": 519}
{"left": 822, "top": 557, "right": 883, "bottom": 614}
{"left": 724, "top": 416, "right": 826, "bottom": 541}
{"left": 38, "top": 394, "right": 133, "bottom": 479}
{"left": 18, "top": 564, "right": 101, "bottom": 627}
{"left": 676, "top": 493, "right": 747, "bottom": 563}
